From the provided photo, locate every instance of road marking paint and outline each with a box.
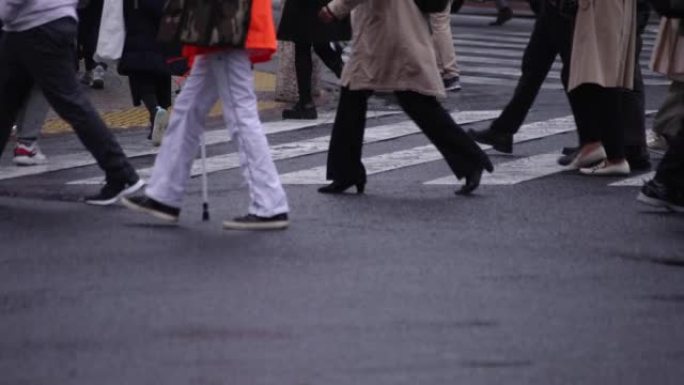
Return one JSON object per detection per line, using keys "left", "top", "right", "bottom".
{"left": 426, "top": 153, "right": 566, "bottom": 185}
{"left": 66, "top": 111, "right": 502, "bottom": 185}
{"left": 609, "top": 172, "right": 656, "bottom": 187}
{"left": 0, "top": 111, "right": 399, "bottom": 182}
{"left": 282, "top": 115, "right": 579, "bottom": 185}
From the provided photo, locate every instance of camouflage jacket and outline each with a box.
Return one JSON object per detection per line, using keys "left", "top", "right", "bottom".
{"left": 158, "top": 0, "right": 252, "bottom": 47}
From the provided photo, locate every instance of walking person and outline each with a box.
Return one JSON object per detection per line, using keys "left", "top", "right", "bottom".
{"left": 469, "top": 0, "right": 579, "bottom": 154}
{"left": 430, "top": 0, "right": 462, "bottom": 91}
{"left": 0, "top": 0, "right": 144, "bottom": 205}
{"left": 118, "top": 0, "right": 175, "bottom": 146}
{"left": 317, "top": 0, "right": 493, "bottom": 196}
{"left": 122, "top": 0, "right": 290, "bottom": 230}
{"left": 77, "top": 0, "right": 108, "bottom": 89}
{"left": 567, "top": 0, "right": 636, "bottom": 176}
{"left": 277, "top": 0, "right": 352, "bottom": 119}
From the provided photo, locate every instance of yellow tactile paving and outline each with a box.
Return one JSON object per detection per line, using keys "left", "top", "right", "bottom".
{"left": 42, "top": 71, "right": 282, "bottom": 135}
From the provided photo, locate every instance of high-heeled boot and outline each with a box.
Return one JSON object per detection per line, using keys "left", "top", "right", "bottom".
{"left": 318, "top": 180, "right": 366, "bottom": 194}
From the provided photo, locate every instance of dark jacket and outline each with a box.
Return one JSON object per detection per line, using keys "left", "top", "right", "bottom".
{"left": 277, "top": 0, "right": 351, "bottom": 43}
{"left": 118, "top": 0, "right": 176, "bottom": 76}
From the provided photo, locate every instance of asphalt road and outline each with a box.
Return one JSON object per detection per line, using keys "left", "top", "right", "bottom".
{"left": 1, "top": 14, "right": 683, "bottom": 385}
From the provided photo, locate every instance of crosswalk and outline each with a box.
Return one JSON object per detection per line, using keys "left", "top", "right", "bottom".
{"left": 451, "top": 26, "right": 667, "bottom": 89}
{"left": 31, "top": 109, "right": 656, "bottom": 190}
{"left": 1, "top": 27, "right": 666, "bottom": 192}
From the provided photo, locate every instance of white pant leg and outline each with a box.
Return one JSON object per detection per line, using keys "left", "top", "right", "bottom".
{"left": 146, "top": 56, "right": 219, "bottom": 207}
{"left": 430, "top": 0, "right": 460, "bottom": 79}
{"left": 209, "top": 50, "right": 289, "bottom": 217}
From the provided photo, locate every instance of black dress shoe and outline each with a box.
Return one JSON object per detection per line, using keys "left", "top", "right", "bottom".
{"left": 318, "top": 180, "right": 366, "bottom": 194}
{"left": 557, "top": 148, "right": 579, "bottom": 166}
{"left": 468, "top": 128, "right": 513, "bottom": 154}
{"left": 282, "top": 102, "right": 317, "bottom": 120}
{"left": 625, "top": 146, "right": 652, "bottom": 171}
{"left": 561, "top": 146, "right": 579, "bottom": 156}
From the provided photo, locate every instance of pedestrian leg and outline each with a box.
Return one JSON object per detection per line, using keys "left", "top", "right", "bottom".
{"left": 0, "top": 36, "right": 32, "bottom": 156}
{"left": 395, "top": 91, "right": 490, "bottom": 179}
{"left": 145, "top": 55, "right": 218, "bottom": 208}
{"left": 14, "top": 18, "right": 136, "bottom": 185}
{"left": 325, "top": 87, "right": 371, "bottom": 184}
{"left": 430, "top": 0, "right": 461, "bottom": 84}
{"left": 211, "top": 50, "right": 289, "bottom": 217}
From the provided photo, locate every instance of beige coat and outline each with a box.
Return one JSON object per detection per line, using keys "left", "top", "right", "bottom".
{"left": 327, "top": 0, "right": 445, "bottom": 97}
{"left": 650, "top": 17, "right": 684, "bottom": 82}
{"left": 568, "top": 0, "right": 637, "bottom": 91}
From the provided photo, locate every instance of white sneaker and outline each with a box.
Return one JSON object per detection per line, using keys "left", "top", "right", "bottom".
{"left": 566, "top": 145, "right": 607, "bottom": 169}
{"left": 151, "top": 107, "right": 169, "bottom": 147}
{"left": 580, "top": 160, "right": 631, "bottom": 176}
{"left": 91, "top": 65, "right": 105, "bottom": 89}
{"left": 13, "top": 141, "right": 48, "bottom": 166}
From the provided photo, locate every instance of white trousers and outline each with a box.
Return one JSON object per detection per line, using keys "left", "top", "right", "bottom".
{"left": 146, "top": 50, "right": 289, "bottom": 217}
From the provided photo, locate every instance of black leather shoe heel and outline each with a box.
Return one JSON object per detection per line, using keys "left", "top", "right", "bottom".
{"left": 318, "top": 180, "right": 366, "bottom": 194}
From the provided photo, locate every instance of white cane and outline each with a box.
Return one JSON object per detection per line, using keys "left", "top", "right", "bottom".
{"left": 200, "top": 132, "right": 210, "bottom": 221}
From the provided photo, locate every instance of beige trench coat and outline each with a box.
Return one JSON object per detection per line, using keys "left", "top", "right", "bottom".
{"left": 327, "top": 0, "right": 445, "bottom": 97}
{"left": 568, "top": 0, "right": 637, "bottom": 91}
{"left": 650, "top": 18, "right": 684, "bottom": 82}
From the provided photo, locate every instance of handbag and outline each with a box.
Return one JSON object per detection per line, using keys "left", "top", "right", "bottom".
{"left": 94, "top": 0, "right": 126, "bottom": 62}
{"left": 649, "top": 0, "right": 684, "bottom": 17}
{"left": 414, "top": 0, "right": 451, "bottom": 13}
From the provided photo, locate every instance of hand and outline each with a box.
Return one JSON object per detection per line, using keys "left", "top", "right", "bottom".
{"left": 318, "top": 6, "right": 335, "bottom": 23}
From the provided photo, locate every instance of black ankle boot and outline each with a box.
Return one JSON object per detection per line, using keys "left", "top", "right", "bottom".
{"left": 318, "top": 180, "right": 366, "bottom": 194}
{"left": 282, "top": 102, "right": 317, "bottom": 120}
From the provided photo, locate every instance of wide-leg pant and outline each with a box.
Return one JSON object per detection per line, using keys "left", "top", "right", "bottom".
{"left": 430, "top": 0, "right": 460, "bottom": 80}
{"left": 325, "top": 87, "right": 488, "bottom": 183}
{"left": 146, "top": 50, "right": 289, "bottom": 217}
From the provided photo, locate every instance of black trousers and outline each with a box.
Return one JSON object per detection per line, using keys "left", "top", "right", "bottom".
{"left": 656, "top": 123, "right": 684, "bottom": 191}
{"left": 128, "top": 74, "right": 172, "bottom": 125}
{"left": 294, "top": 42, "right": 343, "bottom": 104}
{"left": 77, "top": 0, "right": 106, "bottom": 71}
{"left": 326, "top": 87, "right": 488, "bottom": 182}
{"left": 490, "top": 4, "right": 579, "bottom": 135}
{"left": 570, "top": 84, "right": 626, "bottom": 160}
{"left": 621, "top": 30, "right": 647, "bottom": 153}
{"left": 0, "top": 18, "right": 136, "bottom": 184}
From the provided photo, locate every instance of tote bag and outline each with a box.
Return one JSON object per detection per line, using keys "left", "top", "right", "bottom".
{"left": 94, "top": 0, "right": 126, "bottom": 62}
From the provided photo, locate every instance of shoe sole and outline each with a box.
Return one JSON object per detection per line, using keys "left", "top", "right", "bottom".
{"left": 151, "top": 109, "right": 169, "bottom": 147}
{"left": 445, "top": 85, "right": 462, "bottom": 92}
{"left": 13, "top": 157, "right": 48, "bottom": 166}
{"left": 121, "top": 197, "right": 179, "bottom": 222}
{"left": 222, "top": 220, "right": 289, "bottom": 230}
{"left": 637, "top": 192, "right": 684, "bottom": 213}
{"left": 85, "top": 179, "right": 146, "bottom": 206}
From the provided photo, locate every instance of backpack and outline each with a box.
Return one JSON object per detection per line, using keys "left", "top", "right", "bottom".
{"left": 414, "top": 0, "right": 451, "bottom": 13}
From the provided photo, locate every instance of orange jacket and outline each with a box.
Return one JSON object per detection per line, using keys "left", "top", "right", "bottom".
{"left": 183, "top": 0, "right": 277, "bottom": 65}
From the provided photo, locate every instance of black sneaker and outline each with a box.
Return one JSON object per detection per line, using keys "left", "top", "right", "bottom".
{"left": 443, "top": 76, "right": 462, "bottom": 92}
{"left": 121, "top": 195, "right": 180, "bottom": 222}
{"left": 468, "top": 128, "right": 513, "bottom": 154}
{"left": 84, "top": 178, "right": 145, "bottom": 206}
{"left": 637, "top": 179, "right": 684, "bottom": 213}
{"left": 282, "top": 102, "right": 317, "bottom": 120}
{"left": 222, "top": 213, "right": 289, "bottom": 230}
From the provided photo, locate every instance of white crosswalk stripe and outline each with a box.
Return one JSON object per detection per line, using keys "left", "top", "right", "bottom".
{"left": 452, "top": 27, "right": 668, "bottom": 87}
{"left": 610, "top": 172, "right": 656, "bottom": 187}
{"left": 67, "top": 111, "right": 502, "bottom": 185}
{"left": 0, "top": 111, "right": 398, "bottom": 182}
{"left": 282, "top": 115, "right": 578, "bottom": 185}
